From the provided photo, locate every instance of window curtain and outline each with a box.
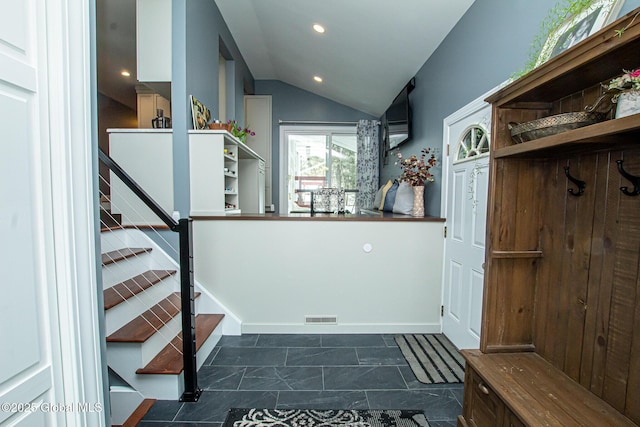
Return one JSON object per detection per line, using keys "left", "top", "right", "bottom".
{"left": 355, "top": 119, "right": 379, "bottom": 210}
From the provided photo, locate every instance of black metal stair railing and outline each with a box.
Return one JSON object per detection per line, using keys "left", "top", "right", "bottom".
{"left": 98, "top": 148, "right": 201, "bottom": 402}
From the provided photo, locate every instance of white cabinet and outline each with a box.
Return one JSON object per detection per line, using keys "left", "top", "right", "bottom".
{"left": 136, "top": 0, "right": 171, "bottom": 82}
{"left": 244, "top": 95, "right": 272, "bottom": 210}
{"left": 189, "top": 130, "right": 264, "bottom": 216}
{"left": 239, "top": 159, "right": 265, "bottom": 214}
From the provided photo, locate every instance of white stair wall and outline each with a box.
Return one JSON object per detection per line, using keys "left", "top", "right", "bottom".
{"left": 102, "top": 228, "right": 241, "bottom": 335}
{"left": 109, "top": 386, "right": 144, "bottom": 426}
{"left": 101, "top": 227, "right": 239, "bottom": 400}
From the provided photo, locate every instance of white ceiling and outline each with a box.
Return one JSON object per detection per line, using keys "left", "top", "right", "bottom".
{"left": 214, "top": 0, "right": 475, "bottom": 117}
{"left": 96, "top": 0, "right": 475, "bottom": 117}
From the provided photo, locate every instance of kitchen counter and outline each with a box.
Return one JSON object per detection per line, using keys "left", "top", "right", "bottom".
{"left": 191, "top": 211, "right": 445, "bottom": 222}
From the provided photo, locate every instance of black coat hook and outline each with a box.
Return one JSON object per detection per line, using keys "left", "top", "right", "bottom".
{"left": 564, "top": 166, "right": 585, "bottom": 197}
{"left": 616, "top": 160, "right": 640, "bottom": 197}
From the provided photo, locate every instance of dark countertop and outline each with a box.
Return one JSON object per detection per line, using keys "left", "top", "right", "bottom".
{"left": 191, "top": 211, "right": 445, "bottom": 222}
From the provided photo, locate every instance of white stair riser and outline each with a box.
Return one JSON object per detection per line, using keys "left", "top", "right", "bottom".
{"left": 109, "top": 386, "right": 144, "bottom": 425}
{"left": 101, "top": 228, "right": 158, "bottom": 252}
{"left": 107, "top": 297, "right": 202, "bottom": 367}
{"left": 105, "top": 277, "right": 179, "bottom": 335}
{"left": 107, "top": 326, "right": 222, "bottom": 400}
{"left": 102, "top": 252, "right": 157, "bottom": 288}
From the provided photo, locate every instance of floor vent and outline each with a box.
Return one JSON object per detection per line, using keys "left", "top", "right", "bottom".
{"left": 305, "top": 315, "right": 337, "bottom": 325}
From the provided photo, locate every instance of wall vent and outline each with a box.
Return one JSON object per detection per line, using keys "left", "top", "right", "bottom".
{"left": 305, "top": 315, "right": 337, "bottom": 325}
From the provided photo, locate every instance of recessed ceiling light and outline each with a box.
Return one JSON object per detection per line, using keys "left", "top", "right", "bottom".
{"left": 121, "top": 70, "right": 131, "bottom": 77}
{"left": 313, "top": 76, "right": 323, "bottom": 83}
{"left": 312, "top": 24, "right": 325, "bottom": 34}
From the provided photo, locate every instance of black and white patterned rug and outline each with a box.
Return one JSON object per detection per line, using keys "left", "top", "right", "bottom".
{"left": 395, "top": 334, "right": 465, "bottom": 384}
{"left": 223, "top": 408, "right": 429, "bottom": 427}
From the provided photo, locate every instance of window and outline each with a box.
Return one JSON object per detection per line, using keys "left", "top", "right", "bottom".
{"left": 280, "top": 126, "right": 357, "bottom": 213}
{"left": 455, "top": 125, "right": 489, "bottom": 163}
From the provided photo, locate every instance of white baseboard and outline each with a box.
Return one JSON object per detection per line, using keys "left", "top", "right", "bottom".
{"left": 240, "top": 323, "right": 441, "bottom": 334}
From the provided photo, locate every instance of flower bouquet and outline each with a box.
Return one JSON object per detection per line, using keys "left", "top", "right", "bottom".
{"left": 395, "top": 148, "right": 437, "bottom": 186}
{"left": 608, "top": 68, "right": 640, "bottom": 118}
{"left": 228, "top": 120, "right": 256, "bottom": 142}
{"left": 608, "top": 68, "right": 640, "bottom": 92}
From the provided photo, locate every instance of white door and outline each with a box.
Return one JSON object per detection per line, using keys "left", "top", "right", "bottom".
{"left": 441, "top": 100, "right": 491, "bottom": 350}
{"left": 1, "top": 0, "right": 105, "bottom": 425}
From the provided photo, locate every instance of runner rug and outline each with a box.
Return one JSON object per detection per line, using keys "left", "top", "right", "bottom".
{"left": 222, "top": 408, "right": 429, "bottom": 427}
{"left": 395, "top": 334, "right": 465, "bottom": 384}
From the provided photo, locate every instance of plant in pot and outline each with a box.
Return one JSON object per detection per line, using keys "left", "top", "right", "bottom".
{"left": 608, "top": 68, "right": 640, "bottom": 118}
{"left": 228, "top": 120, "right": 255, "bottom": 142}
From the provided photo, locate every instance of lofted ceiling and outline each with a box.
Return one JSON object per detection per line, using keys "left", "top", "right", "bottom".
{"left": 97, "top": 0, "right": 475, "bottom": 117}
{"left": 214, "top": 0, "right": 475, "bottom": 117}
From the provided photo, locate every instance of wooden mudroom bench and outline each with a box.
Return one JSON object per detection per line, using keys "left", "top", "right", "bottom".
{"left": 458, "top": 7, "right": 640, "bottom": 427}
{"left": 459, "top": 350, "right": 636, "bottom": 427}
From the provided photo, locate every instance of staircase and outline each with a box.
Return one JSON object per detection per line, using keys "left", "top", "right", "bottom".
{"left": 101, "top": 226, "right": 238, "bottom": 402}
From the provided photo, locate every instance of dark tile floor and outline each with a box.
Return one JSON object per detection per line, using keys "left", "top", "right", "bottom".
{"left": 139, "top": 334, "right": 463, "bottom": 427}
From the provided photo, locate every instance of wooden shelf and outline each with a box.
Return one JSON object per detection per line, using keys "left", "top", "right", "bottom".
{"left": 494, "top": 114, "right": 640, "bottom": 159}
{"left": 486, "top": 11, "right": 640, "bottom": 107}
{"left": 491, "top": 250, "right": 543, "bottom": 259}
{"left": 461, "top": 8, "right": 640, "bottom": 427}
{"left": 224, "top": 154, "right": 237, "bottom": 162}
{"left": 224, "top": 172, "right": 237, "bottom": 178}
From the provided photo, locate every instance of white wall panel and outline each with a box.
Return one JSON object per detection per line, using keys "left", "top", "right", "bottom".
{"left": 193, "top": 220, "right": 444, "bottom": 333}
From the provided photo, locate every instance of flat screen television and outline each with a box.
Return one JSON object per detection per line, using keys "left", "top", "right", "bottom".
{"left": 386, "top": 79, "right": 414, "bottom": 150}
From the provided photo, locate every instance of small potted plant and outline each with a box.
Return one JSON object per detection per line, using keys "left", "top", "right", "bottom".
{"left": 608, "top": 68, "right": 640, "bottom": 118}
{"left": 228, "top": 120, "right": 256, "bottom": 142}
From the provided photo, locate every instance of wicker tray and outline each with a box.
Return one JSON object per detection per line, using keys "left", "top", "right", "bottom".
{"left": 508, "top": 112, "right": 606, "bottom": 144}
{"left": 207, "top": 122, "right": 233, "bottom": 131}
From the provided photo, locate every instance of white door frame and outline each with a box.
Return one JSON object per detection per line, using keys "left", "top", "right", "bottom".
{"left": 48, "top": 0, "right": 107, "bottom": 424}
{"left": 440, "top": 82, "right": 508, "bottom": 344}
{"left": 0, "top": 0, "right": 105, "bottom": 425}
{"left": 440, "top": 81, "right": 508, "bottom": 220}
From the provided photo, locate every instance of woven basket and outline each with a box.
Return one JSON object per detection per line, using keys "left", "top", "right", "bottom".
{"left": 508, "top": 112, "right": 606, "bottom": 144}
{"left": 207, "top": 122, "right": 233, "bottom": 132}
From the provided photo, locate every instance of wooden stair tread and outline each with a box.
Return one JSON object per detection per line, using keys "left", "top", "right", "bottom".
{"left": 104, "top": 270, "right": 176, "bottom": 310}
{"left": 461, "top": 350, "right": 636, "bottom": 427}
{"left": 107, "top": 292, "right": 201, "bottom": 343}
{"left": 102, "top": 247, "right": 151, "bottom": 266}
{"left": 100, "top": 225, "right": 124, "bottom": 233}
{"left": 136, "top": 314, "right": 224, "bottom": 375}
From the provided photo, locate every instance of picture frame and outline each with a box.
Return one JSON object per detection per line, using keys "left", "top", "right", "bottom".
{"left": 535, "top": 0, "right": 625, "bottom": 67}
{"left": 190, "top": 95, "right": 211, "bottom": 130}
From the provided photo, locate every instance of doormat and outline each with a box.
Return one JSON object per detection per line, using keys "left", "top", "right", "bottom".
{"left": 395, "top": 334, "right": 465, "bottom": 384}
{"left": 223, "top": 408, "right": 429, "bottom": 427}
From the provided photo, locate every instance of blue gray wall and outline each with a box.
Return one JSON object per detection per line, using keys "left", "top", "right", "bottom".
{"left": 171, "top": 0, "right": 640, "bottom": 218}
{"left": 171, "top": 0, "right": 254, "bottom": 217}
{"left": 380, "top": 0, "right": 640, "bottom": 217}
{"left": 255, "top": 80, "right": 376, "bottom": 212}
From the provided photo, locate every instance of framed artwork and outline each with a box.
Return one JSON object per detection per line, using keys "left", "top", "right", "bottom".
{"left": 535, "top": 0, "right": 625, "bottom": 66}
{"left": 190, "top": 95, "right": 211, "bottom": 130}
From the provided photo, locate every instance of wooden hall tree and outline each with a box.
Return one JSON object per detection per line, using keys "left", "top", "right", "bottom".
{"left": 459, "top": 7, "right": 640, "bottom": 427}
